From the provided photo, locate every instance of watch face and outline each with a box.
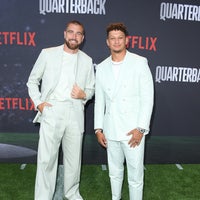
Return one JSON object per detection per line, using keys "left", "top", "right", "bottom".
{"left": 141, "top": 129, "right": 145, "bottom": 133}
{"left": 138, "top": 128, "right": 145, "bottom": 133}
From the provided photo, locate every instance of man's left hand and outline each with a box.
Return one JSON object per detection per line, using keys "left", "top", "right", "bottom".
{"left": 71, "top": 83, "right": 86, "bottom": 99}
{"left": 127, "top": 129, "right": 143, "bottom": 148}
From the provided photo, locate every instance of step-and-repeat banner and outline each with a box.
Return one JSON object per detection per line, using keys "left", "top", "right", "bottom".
{"left": 0, "top": 0, "right": 200, "bottom": 164}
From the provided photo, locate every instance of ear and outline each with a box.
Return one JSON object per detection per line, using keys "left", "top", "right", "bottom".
{"left": 64, "top": 31, "right": 66, "bottom": 39}
{"left": 125, "top": 36, "right": 129, "bottom": 46}
{"left": 81, "top": 35, "right": 85, "bottom": 42}
{"left": 106, "top": 39, "right": 109, "bottom": 47}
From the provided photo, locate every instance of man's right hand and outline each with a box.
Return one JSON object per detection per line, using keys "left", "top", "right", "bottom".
{"left": 96, "top": 131, "right": 107, "bottom": 148}
{"left": 37, "top": 102, "right": 52, "bottom": 113}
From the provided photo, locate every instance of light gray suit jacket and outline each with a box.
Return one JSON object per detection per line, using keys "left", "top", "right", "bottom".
{"left": 27, "top": 44, "right": 95, "bottom": 132}
{"left": 94, "top": 50, "right": 154, "bottom": 141}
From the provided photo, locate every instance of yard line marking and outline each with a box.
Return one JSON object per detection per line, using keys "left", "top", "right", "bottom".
{"left": 20, "top": 163, "right": 27, "bottom": 170}
{"left": 101, "top": 164, "right": 107, "bottom": 171}
{"left": 175, "top": 164, "right": 183, "bottom": 170}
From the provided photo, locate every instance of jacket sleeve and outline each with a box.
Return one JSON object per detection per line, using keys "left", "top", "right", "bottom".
{"left": 137, "top": 58, "right": 154, "bottom": 133}
{"left": 83, "top": 61, "right": 95, "bottom": 103}
{"left": 26, "top": 49, "right": 46, "bottom": 110}
{"left": 94, "top": 66, "right": 105, "bottom": 130}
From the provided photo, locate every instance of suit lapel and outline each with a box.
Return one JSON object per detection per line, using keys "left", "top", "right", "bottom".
{"left": 105, "top": 60, "right": 116, "bottom": 98}
{"left": 46, "top": 45, "right": 63, "bottom": 100}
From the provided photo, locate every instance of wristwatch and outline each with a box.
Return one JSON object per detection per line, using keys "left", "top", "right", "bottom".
{"left": 95, "top": 129, "right": 103, "bottom": 134}
{"left": 137, "top": 127, "right": 146, "bottom": 134}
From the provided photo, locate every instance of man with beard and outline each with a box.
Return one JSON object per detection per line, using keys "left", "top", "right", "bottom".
{"left": 27, "top": 20, "right": 95, "bottom": 200}
{"left": 94, "top": 23, "right": 154, "bottom": 200}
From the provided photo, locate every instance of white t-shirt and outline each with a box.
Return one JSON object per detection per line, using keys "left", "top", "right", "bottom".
{"left": 50, "top": 51, "right": 78, "bottom": 101}
{"left": 111, "top": 60, "right": 123, "bottom": 80}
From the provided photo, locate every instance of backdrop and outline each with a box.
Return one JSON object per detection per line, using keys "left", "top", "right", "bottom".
{"left": 0, "top": 0, "right": 200, "bottom": 164}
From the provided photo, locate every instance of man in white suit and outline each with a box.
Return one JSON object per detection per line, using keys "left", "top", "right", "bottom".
{"left": 94, "top": 23, "right": 154, "bottom": 200}
{"left": 27, "top": 20, "right": 95, "bottom": 200}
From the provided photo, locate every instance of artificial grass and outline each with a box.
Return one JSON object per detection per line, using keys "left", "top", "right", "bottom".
{"left": 0, "top": 163, "right": 35, "bottom": 200}
{"left": 144, "top": 164, "right": 200, "bottom": 200}
{"left": 0, "top": 164, "right": 200, "bottom": 200}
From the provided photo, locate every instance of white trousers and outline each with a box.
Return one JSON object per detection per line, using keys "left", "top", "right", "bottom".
{"left": 107, "top": 137, "right": 145, "bottom": 200}
{"left": 34, "top": 101, "right": 83, "bottom": 200}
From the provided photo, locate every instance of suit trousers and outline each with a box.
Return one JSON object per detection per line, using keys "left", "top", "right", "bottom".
{"left": 107, "top": 137, "right": 145, "bottom": 200}
{"left": 34, "top": 100, "right": 83, "bottom": 200}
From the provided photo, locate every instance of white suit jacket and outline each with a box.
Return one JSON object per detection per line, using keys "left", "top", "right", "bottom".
{"left": 94, "top": 50, "right": 154, "bottom": 141}
{"left": 27, "top": 44, "right": 95, "bottom": 132}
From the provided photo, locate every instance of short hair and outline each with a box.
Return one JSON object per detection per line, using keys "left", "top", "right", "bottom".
{"left": 65, "top": 20, "right": 85, "bottom": 35}
{"left": 106, "top": 23, "right": 128, "bottom": 37}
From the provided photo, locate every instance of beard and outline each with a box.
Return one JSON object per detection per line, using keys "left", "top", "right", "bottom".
{"left": 112, "top": 49, "right": 123, "bottom": 54}
{"left": 65, "top": 39, "right": 80, "bottom": 50}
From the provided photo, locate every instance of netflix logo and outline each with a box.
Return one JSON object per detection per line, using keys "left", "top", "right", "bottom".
{"left": 0, "top": 32, "right": 36, "bottom": 46}
{"left": 127, "top": 35, "right": 157, "bottom": 52}
{"left": 0, "top": 97, "right": 35, "bottom": 111}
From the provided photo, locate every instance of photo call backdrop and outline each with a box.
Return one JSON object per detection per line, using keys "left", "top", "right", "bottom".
{"left": 0, "top": 0, "right": 200, "bottom": 164}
